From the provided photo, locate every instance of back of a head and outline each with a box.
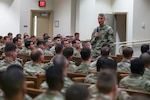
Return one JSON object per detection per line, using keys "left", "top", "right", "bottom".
{"left": 53, "top": 55, "right": 67, "bottom": 69}
{"left": 13, "top": 37, "right": 19, "bottom": 44}
{"left": 97, "top": 69, "right": 117, "bottom": 94}
{"left": 141, "top": 44, "right": 149, "bottom": 54}
{"left": 96, "top": 57, "right": 117, "bottom": 72}
{"left": 1, "top": 64, "right": 25, "bottom": 98}
{"left": 101, "top": 46, "right": 110, "bottom": 57}
{"left": 131, "top": 58, "right": 145, "bottom": 75}
{"left": 80, "top": 48, "right": 91, "bottom": 61}
{"left": 122, "top": 47, "right": 133, "bottom": 58}
{"left": 63, "top": 47, "right": 73, "bottom": 59}
{"left": 55, "top": 44, "right": 63, "bottom": 54}
{"left": 4, "top": 42, "right": 16, "bottom": 55}
{"left": 65, "top": 84, "right": 89, "bottom": 100}
{"left": 46, "top": 66, "right": 64, "bottom": 90}
{"left": 140, "top": 53, "right": 150, "bottom": 66}
{"left": 30, "top": 48, "right": 42, "bottom": 62}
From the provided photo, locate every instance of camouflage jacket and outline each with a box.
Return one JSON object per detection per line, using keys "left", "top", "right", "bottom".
{"left": 144, "top": 67, "right": 150, "bottom": 80}
{"left": 75, "top": 62, "right": 91, "bottom": 74}
{"left": 84, "top": 72, "right": 98, "bottom": 84}
{"left": 117, "top": 60, "right": 131, "bottom": 72}
{"left": 67, "top": 61, "right": 78, "bottom": 72}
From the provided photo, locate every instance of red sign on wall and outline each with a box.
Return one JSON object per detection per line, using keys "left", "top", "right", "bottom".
{"left": 39, "top": 0, "right": 46, "bottom": 7}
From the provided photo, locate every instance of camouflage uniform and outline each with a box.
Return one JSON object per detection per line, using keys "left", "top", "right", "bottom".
{"left": 0, "top": 59, "right": 22, "bottom": 72}
{"left": 117, "top": 60, "right": 131, "bottom": 72}
{"left": 20, "top": 47, "right": 31, "bottom": 55}
{"left": 89, "top": 85, "right": 130, "bottom": 100}
{"left": 91, "top": 25, "right": 114, "bottom": 58}
{"left": 0, "top": 44, "right": 5, "bottom": 51}
{"left": 44, "top": 49, "right": 54, "bottom": 55}
{"left": 67, "top": 61, "right": 78, "bottom": 72}
{"left": 92, "top": 94, "right": 112, "bottom": 100}
{"left": 119, "top": 73, "right": 150, "bottom": 92}
{"left": 75, "top": 62, "right": 91, "bottom": 74}
{"left": 144, "top": 68, "right": 150, "bottom": 80}
{"left": 24, "top": 61, "right": 52, "bottom": 76}
{"left": 34, "top": 90, "right": 64, "bottom": 100}
{"left": 0, "top": 89, "right": 32, "bottom": 100}
{"left": 49, "top": 46, "right": 55, "bottom": 55}
{"left": 73, "top": 47, "right": 80, "bottom": 57}
{"left": 84, "top": 72, "right": 98, "bottom": 84}
{"left": 40, "top": 76, "right": 73, "bottom": 94}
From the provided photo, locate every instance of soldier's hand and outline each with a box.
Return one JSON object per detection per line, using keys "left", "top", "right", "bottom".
{"left": 94, "top": 32, "right": 99, "bottom": 38}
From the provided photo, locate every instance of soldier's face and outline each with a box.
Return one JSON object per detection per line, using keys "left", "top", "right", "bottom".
{"left": 98, "top": 16, "right": 105, "bottom": 26}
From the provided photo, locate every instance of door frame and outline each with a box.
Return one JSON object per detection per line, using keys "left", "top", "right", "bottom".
{"left": 30, "top": 10, "right": 54, "bottom": 38}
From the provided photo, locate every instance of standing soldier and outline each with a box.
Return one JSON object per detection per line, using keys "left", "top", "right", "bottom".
{"left": 91, "top": 13, "right": 114, "bottom": 59}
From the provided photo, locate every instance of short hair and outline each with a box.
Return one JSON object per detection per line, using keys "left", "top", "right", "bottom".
{"left": 8, "top": 32, "right": 12, "bottom": 36}
{"left": 97, "top": 70, "right": 117, "bottom": 94}
{"left": 30, "top": 49, "right": 42, "bottom": 62}
{"left": 80, "top": 48, "right": 91, "bottom": 61}
{"left": 101, "top": 46, "right": 110, "bottom": 56}
{"left": 0, "top": 36, "right": 3, "bottom": 40}
{"left": 30, "top": 35, "right": 36, "bottom": 39}
{"left": 13, "top": 37, "right": 20, "bottom": 44}
{"left": 141, "top": 44, "right": 149, "bottom": 53}
{"left": 53, "top": 55, "right": 67, "bottom": 69}
{"left": 53, "top": 36, "right": 60, "bottom": 41}
{"left": 46, "top": 66, "right": 64, "bottom": 90}
{"left": 96, "top": 57, "right": 117, "bottom": 71}
{"left": 3, "top": 36, "right": 9, "bottom": 40}
{"left": 65, "top": 84, "right": 89, "bottom": 100}
{"left": 25, "top": 39, "right": 32, "bottom": 48}
{"left": 82, "top": 41, "right": 89, "bottom": 48}
{"left": 72, "top": 39, "right": 80, "bottom": 44}
{"left": 130, "top": 58, "right": 145, "bottom": 75}
{"left": 122, "top": 47, "right": 133, "bottom": 58}
{"left": 98, "top": 13, "right": 105, "bottom": 17}
{"left": 4, "top": 42, "right": 16, "bottom": 55}
{"left": 140, "top": 53, "right": 150, "bottom": 66}
{"left": 63, "top": 47, "right": 74, "bottom": 59}
{"left": 61, "top": 40, "right": 68, "bottom": 45}
{"left": 74, "top": 32, "right": 79, "bottom": 36}
{"left": 55, "top": 44, "right": 63, "bottom": 54}
{"left": 37, "top": 40, "right": 44, "bottom": 46}
{"left": 1, "top": 64, "right": 25, "bottom": 97}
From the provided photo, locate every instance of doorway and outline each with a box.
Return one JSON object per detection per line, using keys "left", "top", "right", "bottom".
{"left": 30, "top": 10, "right": 53, "bottom": 38}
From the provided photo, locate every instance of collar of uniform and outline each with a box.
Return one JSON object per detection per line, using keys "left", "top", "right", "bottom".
{"left": 46, "top": 90, "right": 62, "bottom": 96}
{"left": 121, "top": 59, "right": 130, "bottom": 63}
{"left": 97, "top": 94, "right": 112, "bottom": 100}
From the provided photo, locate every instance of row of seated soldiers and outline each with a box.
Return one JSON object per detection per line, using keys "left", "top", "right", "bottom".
{"left": 0, "top": 32, "right": 85, "bottom": 58}
{"left": 0, "top": 47, "right": 149, "bottom": 100}
{"left": 0, "top": 42, "right": 150, "bottom": 99}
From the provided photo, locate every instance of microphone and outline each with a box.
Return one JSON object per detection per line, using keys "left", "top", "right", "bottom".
{"left": 97, "top": 27, "right": 99, "bottom": 32}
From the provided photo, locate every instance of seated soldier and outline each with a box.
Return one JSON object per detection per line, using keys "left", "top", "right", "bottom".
{"left": 43, "top": 39, "right": 53, "bottom": 55}
{"left": 93, "top": 70, "right": 118, "bottom": 100}
{"left": 140, "top": 53, "right": 150, "bottom": 80}
{"left": 63, "top": 47, "right": 77, "bottom": 72}
{"left": 72, "top": 39, "right": 81, "bottom": 56}
{"left": 20, "top": 39, "right": 34, "bottom": 55}
{"left": 0, "top": 36, "right": 10, "bottom": 50}
{"left": 65, "top": 84, "right": 90, "bottom": 100}
{"left": 50, "top": 36, "right": 61, "bottom": 55}
{"left": 88, "top": 58, "right": 130, "bottom": 100}
{"left": 90, "top": 46, "right": 113, "bottom": 69}
{"left": 76, "top": 48, "right": 92, "bottom": 74}
{"left": 0, "top": 42, "right": 22, "bottom": 72}
{"left": 13, "top": 37, "right": 22, "bottom": 53}
{"left": 24, "top": 48, "right": 51, "bottom": 76}
{"left": 50, "top": 44, "right": 63, "bottom": 62}
{"left": 0, "top": 64, "right": 32, "bottom": 100}
{"left": 61, "top": 40, "right": 69, "bottom": 48}
{"left": 141, "top": 44, "right": 149, "bottom": 54}
{"left": 117, "top": 47, "right": 133, "bottom": 72}
{"left": 85, "top": 57, "right": 117, "bottom": 84}
{"left": 82, "top": 41, "right": 91, "bottom": 49}
{"left": 34, "top": 66, "right": 64, "bottom": 100}
{"left": 40, "top": 55, "right": 73, "bottom": 94}
{"left": 37, "top": 40, "right": 44, "bottom": 50}
{"left": 119, "top": 58, "right": 150, "bottom": 92}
